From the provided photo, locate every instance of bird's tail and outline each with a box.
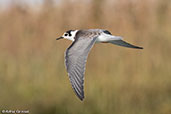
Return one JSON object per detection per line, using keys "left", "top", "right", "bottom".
{"left": 109, "top": 40, "right": 143, "bottom": 49}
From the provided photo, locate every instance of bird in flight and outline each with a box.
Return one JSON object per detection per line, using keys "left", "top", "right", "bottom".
{"left": 56, "top": 29, "right": 143, "bottom": 101}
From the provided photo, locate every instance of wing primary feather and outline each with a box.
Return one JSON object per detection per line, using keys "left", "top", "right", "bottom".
{"left": 109, "top": 40, "right": 143, "bottom": 49}
{"left": 70, "top": 75, "right": 84, "bottom": 100}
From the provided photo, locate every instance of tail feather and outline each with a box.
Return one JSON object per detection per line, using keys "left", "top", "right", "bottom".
{"left": 109, "top": 40, "right": 143, "bottom": 49}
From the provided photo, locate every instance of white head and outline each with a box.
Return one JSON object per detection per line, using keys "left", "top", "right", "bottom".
{"left": 56, "top": 30, "right": 78, "bottom": 41}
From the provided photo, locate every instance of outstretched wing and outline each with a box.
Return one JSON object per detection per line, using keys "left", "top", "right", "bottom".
{"left": 109, "top": 40, "right": 143, "bottom": 49}
{"left": 65, "top": 33, "right": 97, "bottom": 101}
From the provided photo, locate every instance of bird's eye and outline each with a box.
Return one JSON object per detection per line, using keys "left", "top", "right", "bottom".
{"left": 64, "top": 34, "right": 68, "bottom": 36}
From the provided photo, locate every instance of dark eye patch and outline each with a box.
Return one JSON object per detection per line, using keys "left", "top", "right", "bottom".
{"left": 66, "top": 30, "right": 74, "bottom": 36}
{"left": 64, "top": 34, "right": 68, "bottom": 36}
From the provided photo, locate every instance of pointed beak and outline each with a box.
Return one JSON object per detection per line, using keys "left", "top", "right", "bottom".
{"left": 56, "top": 36, "right": 63, "bottom": 40}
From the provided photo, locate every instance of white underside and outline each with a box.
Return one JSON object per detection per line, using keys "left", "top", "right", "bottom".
{"left": 96, "top": 33, "right": 122, "bottom": 43}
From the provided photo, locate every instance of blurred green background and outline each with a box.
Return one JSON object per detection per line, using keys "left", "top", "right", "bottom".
{"left": 0, "top": 0, "right": 171, "bottom": 114}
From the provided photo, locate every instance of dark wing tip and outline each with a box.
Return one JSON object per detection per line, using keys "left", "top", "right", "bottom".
{"left": 79, "top": 95, "right": 84, "bottom": 101}
{"left": 76, "top": 93, "right": 84, "bottom": 101}
{"left": 73, "top": 87, "right": 84, "bottom": 101}
{"left": 134, "top": 46, "right": 143, "bottom": 49}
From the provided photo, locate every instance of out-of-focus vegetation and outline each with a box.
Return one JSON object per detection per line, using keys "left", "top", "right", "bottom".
{"left": 0, "top": 0, "right": 171, "bottom": 114}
